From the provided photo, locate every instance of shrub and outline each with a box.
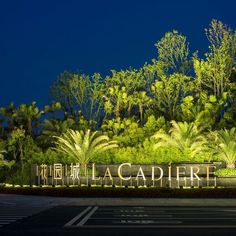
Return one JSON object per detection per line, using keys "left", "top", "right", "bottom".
{"left": 215, "top": 168, "right": 236, "bottom": 177}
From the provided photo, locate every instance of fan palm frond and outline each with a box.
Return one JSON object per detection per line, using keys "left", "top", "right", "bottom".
{"left": 213, "top": 128, "right": 236, "bottom": 168}
{"left": 54, "top": 129, "right": 118, "bottom": 166}
{"left": 153, "top": 121, "right": 207, "bottom": 160}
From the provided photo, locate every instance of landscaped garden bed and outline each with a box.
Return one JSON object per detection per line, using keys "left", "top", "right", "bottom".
{"left": 0, "top": 20, "right": 236, "bottom": 192}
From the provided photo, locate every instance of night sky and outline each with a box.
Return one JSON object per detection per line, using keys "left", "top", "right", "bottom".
{"left": 0, "top": 0, "right": 235, "bottom": 108}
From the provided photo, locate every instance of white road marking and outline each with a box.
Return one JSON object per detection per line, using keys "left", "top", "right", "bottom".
{"left": 77, "top": 206, "right": 98, "bottom": 226}
{"left": 64, "top": 206, "right": 92, "bottom": 227}
{"left": 0, "top": 205, "right": 50, "bottom": 229}
{"left": 63, "top": 206, "right": 236, "bottom": 228}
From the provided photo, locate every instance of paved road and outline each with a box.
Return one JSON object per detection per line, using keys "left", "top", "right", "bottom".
{"left": 1, "top": 206, "right": 236, "bottom": 236}
{"left": 1, "top": 194, "right": 236, "bottom": 235}
{"left": 1, "top": 194, "right": 236, "bottom": 206}
{"left": 0, "top": 205, "right": 48, "bottom": 229}
{"left": 64, "top": 206, "right": 236, "bottom": 228}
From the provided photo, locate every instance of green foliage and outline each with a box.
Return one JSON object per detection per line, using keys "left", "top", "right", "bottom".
{"left": 215, "top": 168, "right": 236, "bottom": 177}
{"left": 155, "top": 30, "right": 191, "bottom": 74}
{"left": 211, "top": 128, "right": 236, "bottom": 168}
{"left": 143, "top": 115, "right": 167, "bottom": 136}
{"left": 194, "top": 20, "right": 236, "bottom": 97}
{"left": 50, "top": 71, "right": 76, "bottom": 115}
{"left": 0, "top": 140, "right": 14, "bottom": 168}
{"left": 0, "top": 102, "right": 42, "bottom": 136}
{"left": 151, "top": 73, "right": 193, "bottom": 120}
{"left": 37, "top": 118, "right": 75, "bottom": 148}
{"left": 115, "top": 122, "right": 145, "bottom": 147}
{"left": 54, "top": 129, "right": 118, "bottom": 167}
{"left": 103, "top": 68, "right": 149, "bottom": 121}
{"left": 153, "top": 121, "right": 209, "bottom": 161}
{"left": 1, "top": 19, "right": 236, "bottom": 183}
{"left": 102, "top": 139, "right": 209, "bottom": 164}
{"left": 7, "top": 128, "right": 26, "bottom": 162}
{"left": 44, "top": 101, "right": 62, "bottom": 113}
{"left": 32, "top": 148, "right": 69, "bottom": 164}
{"left": 180, "top": 92, "right": 227, "bottom": 129}
{"left": 6, "top": 164, "right": 31, "bottom": 185}
{"left": 101, "top": 117, "right": 135, "bottom": 137}
{"left": 16, "top": 102, "right": 43, "bottom": 135}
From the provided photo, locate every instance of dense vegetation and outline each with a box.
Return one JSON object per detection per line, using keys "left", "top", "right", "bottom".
{"left": 0, "top": 20, "right": 236, "bottom": 184}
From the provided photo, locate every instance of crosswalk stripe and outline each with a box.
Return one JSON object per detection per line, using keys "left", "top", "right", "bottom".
{"left": 77, "top": 206, "right": 98, "bottom": 226}
{"left": 0, "top": 205, "right": 50, "bottom": 229}
{"left": 0, "top": 215, "right": 27, "bottom": 228}
{"left": 0, "top": 219, "right": 18, "bottom": 221}
{"left": 64, "top": 207, "right": 92, "bottom": 227}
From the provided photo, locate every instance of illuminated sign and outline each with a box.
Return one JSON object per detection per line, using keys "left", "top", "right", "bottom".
{"left": 32, "top": 163, "right": 217, "bottom": 188}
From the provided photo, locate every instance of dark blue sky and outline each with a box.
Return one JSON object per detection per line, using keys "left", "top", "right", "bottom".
{"left": 0, "top": 0, "right": 235, "bottom": 108}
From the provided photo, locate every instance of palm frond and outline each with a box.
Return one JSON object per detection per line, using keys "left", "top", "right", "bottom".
{"left": 53, "top": 129, "right": 118, "bottom": 166}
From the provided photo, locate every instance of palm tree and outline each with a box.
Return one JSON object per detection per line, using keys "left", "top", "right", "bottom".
{"left": 212, "top": 128, "right": 236, "bottom": 169}
{"left": 0, "top": 103, "right": 17, "bottom": 131}
{"left": 54, "top": 129, "right": 118, "bottom": 174}
{"left": 134, "top": 91, "right": 151, "bottom": 124}
{"left": 0, "top": 102, "right": 43, "bottom": 136}
{"left": 153, "top": 121, "right": 208, "bottom": 160}
{"left": 37, "top": 118, "right": 75, "bottom": 147}
{"left": 16, "top": 102, "right": 43, "bottom": 136}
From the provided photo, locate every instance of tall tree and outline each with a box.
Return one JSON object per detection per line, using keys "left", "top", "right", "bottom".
{"left": 0, "top": 140, "right": 12, "bottom": 167}
{"left": 16, "top": 102, "right": 43, "bottom": 136}
{"left": 194, "top": 20, "right": 236, "bottom": 97}
{"left": 68, "top": 73, "right": 90, "bottom": 117}
{"left": 151, "top": 73, "right": 193, "bottom": 120}
{"left": 37, "top": 118, "right": 75, "bottom": 148}
{"left": 88, "top": 73, "right": 104, "bottom": 122}
{"left": 0, "top": 102, "right": 42, "bottom": 136}
{"left": 0, "top": 103, "right": 17, "bottom": 133}
{"left": 155, "top": 30, "right": 191, "bottom": 74}
{"left": 7, "top": 128, "right": 25, "bottom": 170}
{"left": 50, "top": 71, "right": 76, "bottom": 116}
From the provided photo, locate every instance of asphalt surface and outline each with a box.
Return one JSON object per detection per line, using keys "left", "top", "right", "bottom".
{"left": 1, "top": 194, "right": 236, "bottom": 235}
{"left": 1, "top": 205, "right": 236, "bottom": 235}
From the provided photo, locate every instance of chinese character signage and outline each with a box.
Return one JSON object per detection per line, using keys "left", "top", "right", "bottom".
{"left": 31, "top": 163, "right": 217, "bottom": 188}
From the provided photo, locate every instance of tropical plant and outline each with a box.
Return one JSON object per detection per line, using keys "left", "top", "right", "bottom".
{"left": 180, "top": 92, "right": 227, "bottom": 129}
{"left": 50, "top": 71, "right": 76, "bottom": 116}
{"left": 215, "top": 168, "right": 236, "bottom": 177}
{"left": 0, "top": 102, "right": 43, "bottom": 136}
{"left": 0, "top": 103, "right": 17, "bottom": 132}
{"left": 155, "top": 30, "right": 191, "bottom": 74}
{"left": 37, "top": 118, "right": 75, "bottom": 148}
{"left": 16, "top": 102, "right": 43, "bottom": 136}
{"left": 0, "top": 141, "right": 14, "bottom": 167}
{"left": 194, "top": 20, "right": 236, "bottom": 97}
{"left": 53, "top": 129, "right": 118, "bottom": 174}
{"left": 211, "top": 128, "right": 236, "bottom": 168}
{"left": 151, "top": 73, "right": 193, "bottom": 120}
{"left": 7, "top": 128, "right": 25, "bottom": 167}
{"left": 153, "top": 121, "right": 208, "bottom": 160}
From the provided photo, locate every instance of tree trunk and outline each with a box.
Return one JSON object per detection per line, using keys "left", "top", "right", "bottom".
{"left": 28, "top": 118, "right": 32, "bottom": 136}
{"left": 115, "top": 102, "right": 120, "bottom": 119}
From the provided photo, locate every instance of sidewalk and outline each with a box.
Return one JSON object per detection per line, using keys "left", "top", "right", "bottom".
{"left": 1, "top": 194, "right": 236, "bottom": 207}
